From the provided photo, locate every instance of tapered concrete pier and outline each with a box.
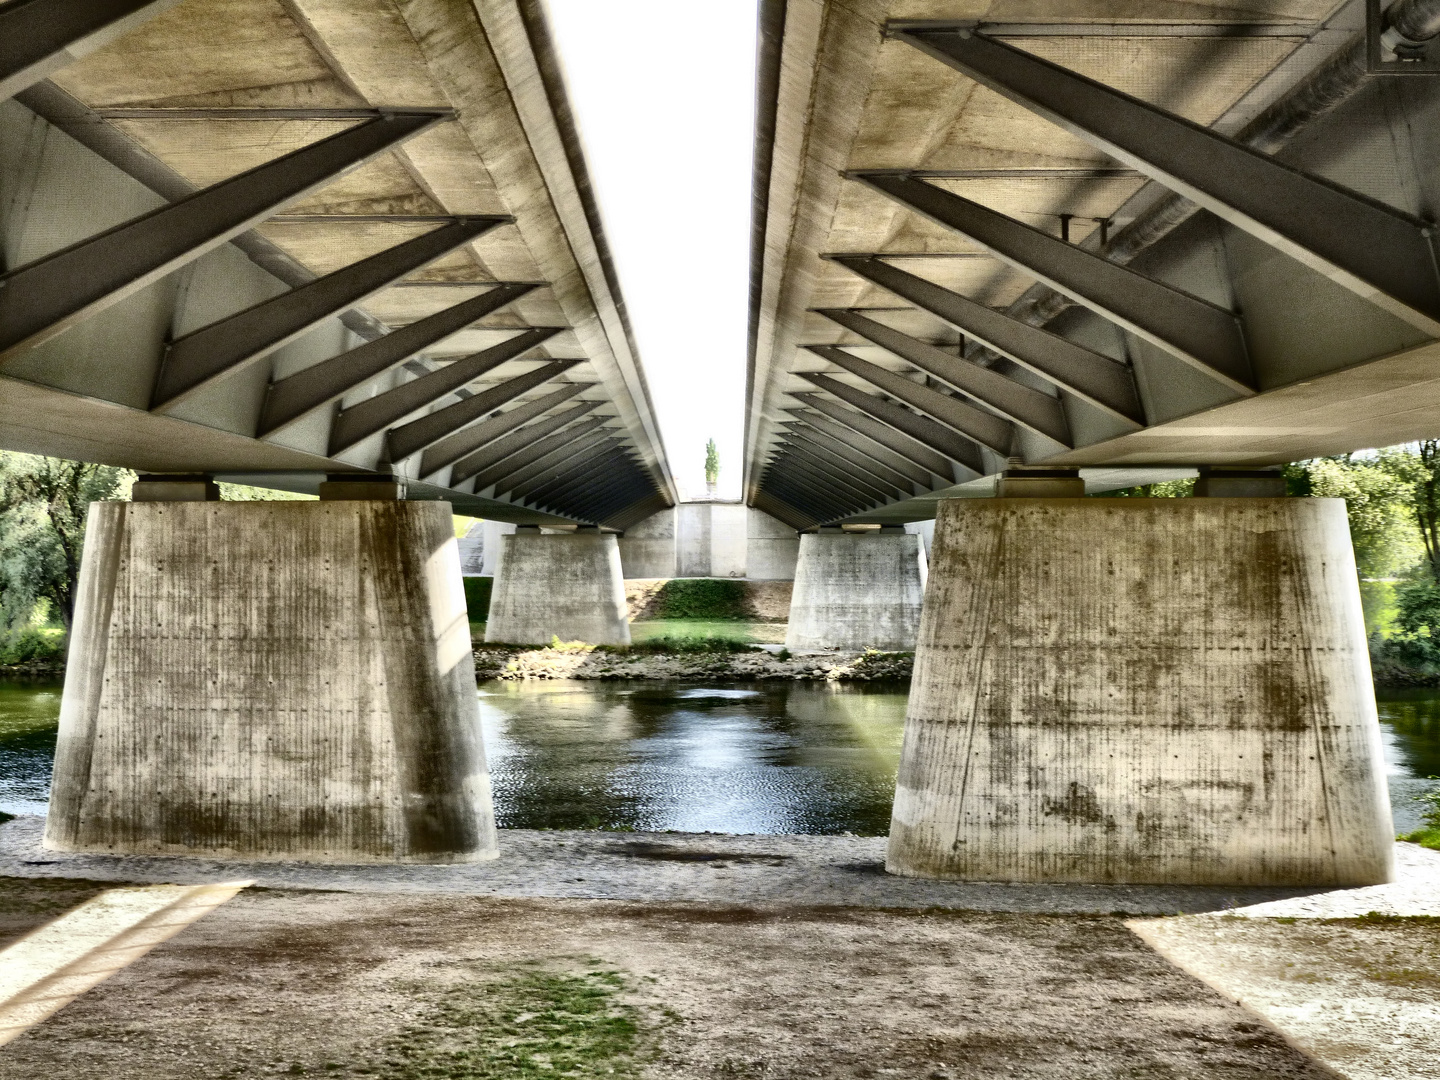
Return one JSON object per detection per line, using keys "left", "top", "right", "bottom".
{"left": 785, "top": 528, "right": 926, "bottom": 652}
{"left": 46, "top": 500, "right": 497, "bottom": 863}
{"left": 485, "top": 529, "right": 630, "bottom": 645}
{"left": 887, "top": 498, "right": 1394, "bottom": 887}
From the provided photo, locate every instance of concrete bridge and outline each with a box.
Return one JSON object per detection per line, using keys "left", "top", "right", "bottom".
{"left": 2, "top": 0, "right": 1434, "bottom": 887}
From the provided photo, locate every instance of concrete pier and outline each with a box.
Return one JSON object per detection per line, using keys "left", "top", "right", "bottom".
{"left": 887, "top": 498, "right": 1394, "bottom": 887}
{"left": 46, "top": 500, "right": 497, "bottom": 863}
{"left": 785, "top": 529, "right": 927, "bottom": 652}
{"left": 485, "top": 529, "right": 630, "bottom": 645}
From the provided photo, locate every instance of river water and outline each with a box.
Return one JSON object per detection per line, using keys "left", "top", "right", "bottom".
{"left": 1, "top": 678, "right": 1436, "bottom": 835}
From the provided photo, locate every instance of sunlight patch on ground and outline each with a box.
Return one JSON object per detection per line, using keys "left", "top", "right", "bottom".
{"left": 0, "top": 880, "right": 249, "bottom": 1043}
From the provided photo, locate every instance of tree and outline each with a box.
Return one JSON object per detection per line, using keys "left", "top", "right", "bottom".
{"left": 1305, "top": 453, "right": 1421, "bottom": 580}
{"left": 1374, "top": 440, "right": 1440, "bottom": 582}
{"left": 0, "top": 454, "right": 132, "bottom": 630}
{"left": 704, "top": 439, "right": 719, "bottom": 488}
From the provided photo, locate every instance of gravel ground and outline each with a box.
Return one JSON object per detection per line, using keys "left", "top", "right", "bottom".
{"left": 1133, "top": 913, "right": 1440, "bottom": 1080}
{"left": 2, "top": 817, "right": 1434, "bottom": 916}
{"left": 0, "top": 886, "right": 1340, "bottom": 1080}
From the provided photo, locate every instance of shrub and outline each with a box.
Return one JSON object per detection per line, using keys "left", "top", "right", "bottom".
{"left": 650, "top": 578, "right": 748, "bottom": 620}
{"left": 463, "top": 576, "right": 493, "bottom": 620}
{"left": 0, "top": 627, "right": 65, "bottom": 665}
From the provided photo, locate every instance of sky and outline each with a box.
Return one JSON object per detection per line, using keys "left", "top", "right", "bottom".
{"left": 545, "top": 0, "right": 758, "bottom": 502}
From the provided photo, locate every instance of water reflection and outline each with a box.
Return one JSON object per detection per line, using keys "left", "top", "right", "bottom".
{"left": 0, "top": 680, "right": 62, "bottom": 816}
{"left": 0, "top": 677, "right": 1435, "bottom": 835}
{"left": 1376, "top": 690, "right": 1440, "bottom": 778}
{"left": 478, "top": 680, "right": 907, "bottom": 835}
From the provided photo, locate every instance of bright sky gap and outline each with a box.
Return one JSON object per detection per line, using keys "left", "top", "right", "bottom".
{"left": 545, "top": 0, "right": 759, "bottom": 501}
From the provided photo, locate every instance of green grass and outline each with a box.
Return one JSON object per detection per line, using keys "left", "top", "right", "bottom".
{"left": 359, "top": 965, "right": 654, "bottom": 1078}
{"left": 629, "top": 619, "right": 785, "bottom": 645}
{"left": 647, "top": 578, "right": 748, "bottom": 620}
{"left": 1401, "top": 825, "right": 1440, "bottom": 850}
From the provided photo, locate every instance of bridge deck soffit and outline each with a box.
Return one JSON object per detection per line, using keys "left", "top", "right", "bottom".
{"left": 0, "top": 0, "right": 673, "bottom": 526}
{"left": 746, "top": 0, "right": 1440, "bottom": 526}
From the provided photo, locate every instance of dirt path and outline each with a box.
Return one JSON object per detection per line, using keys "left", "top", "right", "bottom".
{"left": 0, "top": 881, "right": 1333, "bottom": 1080}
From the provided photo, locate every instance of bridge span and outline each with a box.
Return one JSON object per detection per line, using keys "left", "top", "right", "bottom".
{"left": 2, "top": 0, "right": 1436, "bottom": 888}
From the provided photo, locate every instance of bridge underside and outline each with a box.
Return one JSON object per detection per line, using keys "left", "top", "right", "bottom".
{"left": 747, "top": 0, "right": 1440, "bottom": 527}
{"left": 0, "top": 0, "right": 675, "bottom": 529}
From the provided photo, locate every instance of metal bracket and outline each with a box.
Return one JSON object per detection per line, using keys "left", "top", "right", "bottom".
{"left": 1367, "top": 0, "right": 1440, "bottom": 73}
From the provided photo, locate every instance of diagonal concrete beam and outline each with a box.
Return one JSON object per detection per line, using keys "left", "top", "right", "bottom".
{"left": 789, "top": 392, "right": 957, "bottom": 482}
{"left": 0, "top": 112, "right": 448, "bottom": 364}
{"left": 259, "top": 282, "right": 536, "bottom": 436}
{"left": 0, "top": 0, "right": 182, "bottom": 102}
{"left": 329, "top": 327, "right": 562, "bottom": 455}
{"left": 447, "top": 402, "right": 601, "bottom": 485}
{"left": 804, "top": 346, "right": 1015, "bottom": 456}
{"left": 384, "top": 359, "right": 582, "bottom": 464}
{"left": 419, "top": 383, "right": 590, "bottom": 478}
{"left": 815, "top": 305, "right": 1072, "bottom": 444}
{"left": 896, "top": 26, "right": 1440, "bottom": 337}
{"left": 151, "top": 219, "right": 512, "bottom": 409}
{"left": 459, "top": 414, "right": 607, "bottom": 490}
{"left": 849, "top": 171, "right": 1254, "bottom": 394}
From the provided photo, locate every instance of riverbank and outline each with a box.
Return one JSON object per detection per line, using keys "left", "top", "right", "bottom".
{"left": 473, "top": 643, "right": 914, "bottom": 681}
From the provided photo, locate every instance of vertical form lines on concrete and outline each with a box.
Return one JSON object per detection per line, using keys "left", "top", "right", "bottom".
{"left": 887, "top": 498, "right": 1393, "bottom": 886}
{"left": 484, "top": 531, "right": 630, "bottom": 646}
{"left": 785, "top": 531, "right": 927, "bottom": 652}
{"left": 46, "top": 501, "right": 496, "bottom": 862}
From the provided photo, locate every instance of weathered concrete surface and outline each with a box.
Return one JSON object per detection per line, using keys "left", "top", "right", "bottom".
{"left": 485, "top": 531, "right": 629, "bottom": 645}
{"left": 785, "top": 531, "right": 926, "bottom": 651}
{"left": 888, "top": 498, "right": 1394, "bottom": 887}
{"left": 748, "top": 507, "right": 801, "bottom": 579}
{"left": 617, "top": 507, "right": 677, "bottom": 578}
{"left": 46, "top": 500, "right": 496, "bottom": 863}
{"left": 619, "top": 505, "right": 798, "bottom": 580}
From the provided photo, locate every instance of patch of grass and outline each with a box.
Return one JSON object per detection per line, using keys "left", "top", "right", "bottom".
{"left": 629, "top": 619, "right": 786, "bottom": 645}
{"left": 367, "top": 965, "right": 655, "bottom": 1079}
{"left": 1401, "top": 825, "right": 1440, "bottom": 850}
{"left": 604, "top": 634, "right": 753, "bottom": 654}
{"left": 649, "top": 578, "right": 748, "bottom": 620}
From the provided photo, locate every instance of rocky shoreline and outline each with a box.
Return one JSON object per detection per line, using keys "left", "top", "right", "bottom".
{"left": 473, "top": 644, "right": 913, "bottom": 682}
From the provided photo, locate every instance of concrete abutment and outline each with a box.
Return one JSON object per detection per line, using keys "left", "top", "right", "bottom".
{"left": 785, "top": 529, "right": 927, "bottom": 652}
{"left": 46, "top": 499, "right": 497, "bottom": 863}
{"left": 887, "top": 497, "right": 1394, "bottom": 887}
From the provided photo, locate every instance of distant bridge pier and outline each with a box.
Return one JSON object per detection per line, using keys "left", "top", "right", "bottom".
{"left": 887, "top": 472, "right": 1394, "bottom": 887}
{"left": 784, "top": 527, "right": 927, "bottom": 652}
{"left": 485, "top": 526, "right": 630, "bottom": 646}
{"left": 46, "top": 478, "right": 497, "bottom": 863}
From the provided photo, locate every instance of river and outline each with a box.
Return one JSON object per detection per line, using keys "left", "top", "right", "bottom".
{"left": 1, "top": 678, "right": 1435, "bottom": 835}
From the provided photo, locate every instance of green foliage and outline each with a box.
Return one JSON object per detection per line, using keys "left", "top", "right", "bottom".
{"left": 611, "top": 634, "right": 753, "bottom": 654}
{"left": 1400, "top": 779, "right": 1440, "bottom": 850}
{"left": 0, "top": 627, "right": 65, "bottom": 665}
{"left": 368, "top": 966, "right": 651, "bottom": 1079}
{"left": 0, "top": 453, "right": 132, "bottom": 630}
{"left": 462, "top": 577, "right": 493, "bottom": 621}
{"left": 704, "top": 439, "right": 719, "bottom": 486}
{"left": 216, "top": 482, "right": 315, "bottom": 501}
{"left": 1096, "top": 478, "right": 1195, "bottom": 498}
{"left": 1304, "top": 453, "right": 1422, "bottom": 579}
{"left": 649, "top": 578, "right": 748, "bottom": 620}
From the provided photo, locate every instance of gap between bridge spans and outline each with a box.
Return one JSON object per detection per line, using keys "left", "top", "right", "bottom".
{"left": 0, "top": 880, "right": 250, "bottom": 1044}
